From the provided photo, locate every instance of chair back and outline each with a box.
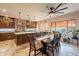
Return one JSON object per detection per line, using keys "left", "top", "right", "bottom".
{"left": 41, "top": 41, "right": 48, "bottom": 48}
{"left": 27, "top": 35, "right": 36, "bottom": 50}
{"left": 51, "top": 34, "right": 58, "bottom": 44}
{"left": 56, "top": 33, "right": 61, "bottom": 42}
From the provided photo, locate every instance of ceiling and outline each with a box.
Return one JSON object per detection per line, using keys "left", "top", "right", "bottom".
{"left": 0, "top": 3, "right": 79, "bottom": 21}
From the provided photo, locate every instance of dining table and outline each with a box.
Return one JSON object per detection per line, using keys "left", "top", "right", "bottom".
{"left": 35, "top": 34, "right": 54, "bottom": 56}
{"left": 34, "top": 34, "right": 54, "bottom": 49}
{"left": 36, "top": 34, "right": 54, "bottom": 43}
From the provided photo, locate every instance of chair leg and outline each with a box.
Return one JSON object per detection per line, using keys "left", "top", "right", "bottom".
{"left": 29, "top": 49, "right": 31, "bottom": 56}
{"left": 55, "top": 43, "right": 58, "bottom": 52}
{"left": 77, "top": 40, "right": 78, "bottom": 44}
{"left": 72, "top": 39, "right": 73, "bottom": 43}
{"left": 58, "top": 42, "right": 61, "bottom": 48}
{"left": 44, "top": 51, "right": 50, "bottom": 56}
{"left": 42, "top": 48, "right": 50, "bottom": 56}
{"left": 34, "top": 50, "right": 36, "bottom": 56}
{"left": 56, "top": 46, "right": 58, "bottom": 52}
{"left": 52, "top": 47, "right": 54, "bottom": 56}
{"left": 42, "top": 52, "right": 43, "bottom": 56}
{"left": 57, "top": 42, "right": 60, "bottom": 50}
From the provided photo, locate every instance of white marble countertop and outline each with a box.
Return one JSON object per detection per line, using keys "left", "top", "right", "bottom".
{"left": 0, "top": 29, "right": 15, "bottom": 33}
{"left": 15, "top": 32, "right": 40, "bottom": 35}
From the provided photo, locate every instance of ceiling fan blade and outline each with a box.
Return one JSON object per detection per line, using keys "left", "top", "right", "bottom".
{"left": 40, "top": 10, "right": 49, "bottom": 13}
{"left": 55, "top": 7, "right": 68, "bottom": 12}
{"left": 54, "top": 12, "right": 64, "bottom": 13}
{"left": 54, "top": 3, "right": 63, "bottom": 11}
{"left": 46, "top": 5, "right": 50, "bottom": 10}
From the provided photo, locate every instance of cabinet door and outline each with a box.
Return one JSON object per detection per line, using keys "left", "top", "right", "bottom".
{"left": 26, "top": 20, "right": 36, "bottom": 28}
{"left": 0, "top": 17, "right": 15, "bottom": 28}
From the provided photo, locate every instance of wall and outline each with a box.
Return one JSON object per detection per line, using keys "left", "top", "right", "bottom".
{"left": 48, "top": 11, "right": 79, "bottom": 30}
{"left": 36, "top": 20, "right": 51, "bottom": 32}
{"left": 76, "top": 20, "right": 79, "bottom": 30}
{"left": 48, "top": 11, "right": 79, "bottom": 22}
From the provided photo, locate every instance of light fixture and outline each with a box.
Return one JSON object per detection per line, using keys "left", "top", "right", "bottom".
{"left": 72, "top": 24, "right": 76, "bottom": 27}
{"left": 50, "top": 13, "right": 54, "bottom": 16}
{"left": 18, "top": 11, "right": 21, "bottom": 19}
{"left": 5, "top": 15, "right": 8, "bottom": 19}
{"left": 69, "top": 23, "right": 71, "bottom": 27}
{"left": 2, "top": 9, "right": 7, "bottom": 12}
{"left": 48, "top": 13, "right": 55, "bottom": 18}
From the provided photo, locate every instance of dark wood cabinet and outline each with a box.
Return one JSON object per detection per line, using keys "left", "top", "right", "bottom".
{"left": 0, "top": 33, "right": 15, "bottom": 41}
{"left": 0, "top": 16, "right": 15, "bottom": 28}
{"left": 26, "top": 20, "right": 37, "bottom": 28}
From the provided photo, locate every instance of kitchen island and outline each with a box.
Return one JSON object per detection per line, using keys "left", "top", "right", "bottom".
{"left": 0, "top": 31, "right": 49, "bottom": 55}
{"left": 15, "top": 31, "right": 48, "bottom": 45}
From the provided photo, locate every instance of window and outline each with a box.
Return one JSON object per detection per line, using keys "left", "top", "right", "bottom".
{"left": 51, "top": 19, "right": 76, "bottom": 36}
{"left": 68, "top": 20, "right": 76, "bottom": 27}
{"left": 56, "top": 21, "right": 67, "bottom": 27}
{"left": 56, "top": 21, "right": 67, "bottom": 34}
{"left": 51, "top": 22, "right": 56, "bottom": 31}
{"left": 68, "top": 20, "right": 76, "bottom": 32}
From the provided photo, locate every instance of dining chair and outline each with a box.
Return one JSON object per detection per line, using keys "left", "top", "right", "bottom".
{"left": 47, "top": 38, "right": 57, "bottom": 55}
{"left": 47, "top": 34, "right": 60, "bottom": 55}
{"left": 41, "top": 41, "right": 50, "bottom": 56}
{"left": 57, "top": 33, "right": 61, "bottom": 48}
{"left": 27, "top": 35, "right": 49, "bottom": 56}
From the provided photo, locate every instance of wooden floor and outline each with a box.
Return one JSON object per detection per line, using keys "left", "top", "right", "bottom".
{"left": 14, "top": 41, "right": 79, "bottom": 56}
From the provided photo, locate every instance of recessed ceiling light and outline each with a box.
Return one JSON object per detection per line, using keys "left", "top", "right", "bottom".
{"left": 2, "top": 9, "right": 7, "bottom": 12}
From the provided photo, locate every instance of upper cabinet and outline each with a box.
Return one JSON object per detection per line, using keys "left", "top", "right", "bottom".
{"left": 0, "top": 16, "right": 15, "bottom": 28}
{"left": 0, "top": 15, "right": 37, "bottom": 29}
{"left": 26, "top": 20, "right": 37, "bottom": 28}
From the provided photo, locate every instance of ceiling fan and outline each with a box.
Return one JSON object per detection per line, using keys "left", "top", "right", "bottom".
{"left": 45, "top": 3, "right": 68, "bottom": 16}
